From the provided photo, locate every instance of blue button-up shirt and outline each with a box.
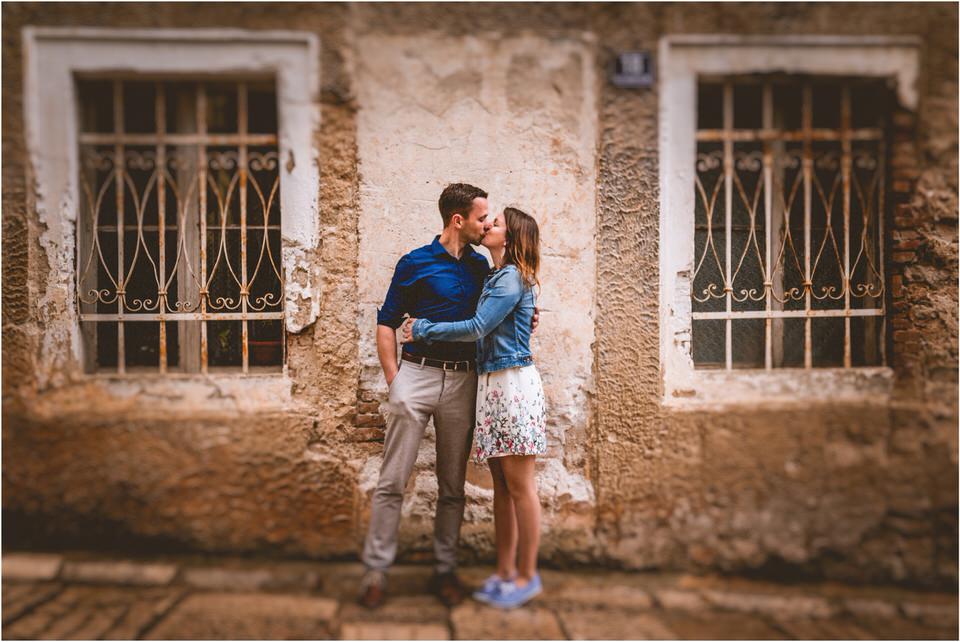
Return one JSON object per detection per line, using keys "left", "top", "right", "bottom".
{"left": 377, "top": 236, "right": 491, "bottom": 361}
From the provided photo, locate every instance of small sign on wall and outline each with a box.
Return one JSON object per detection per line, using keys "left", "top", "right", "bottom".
{"left": 611, "top": 51, "right": 654, "bottom": 88}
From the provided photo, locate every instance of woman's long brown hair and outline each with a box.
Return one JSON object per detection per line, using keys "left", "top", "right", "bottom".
{"left": 502, "top": 207, "right": 540, "bottom": 289}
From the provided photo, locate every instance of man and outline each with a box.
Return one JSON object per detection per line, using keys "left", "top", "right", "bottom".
{"left": 359, "top": 183, "right": 492, "bottom": 608}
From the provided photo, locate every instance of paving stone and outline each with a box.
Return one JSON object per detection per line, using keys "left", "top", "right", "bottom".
{"left": 64, "top": 603, "right": 129, "bottom": 640}
{"left": 771, "top": 616, "right": 874, "bottom": 640}
{"left": 102, "top": 589, "right": 186, "bottom": 640}
{"left": 339, "top": 595, "right": 448, "bottom": 623}
{"left": 184, "top": 562, "right": 323, "bottom": 592}
{"left": 855, "top": 616, "right": 955, "bottom": 640}
{"left": 2, "top": 583, "right": 37, "bottom": 604}
{"left": 658, "top": 611, "right": 784, "bottom": 640}
{"left": 339, "top": 622, "right": 450, "bottom": 640}
{"left": 450, "top": 601, "right": 564, "bottom": 640}
{"left": 4, "top": 586, "right": 86, "bottom": 639}
{"left": 558, "top": 608, "right": 675, "bottom": 640}
{"left": 843, "top": 597, "right": 899, "bottom": 619}
{"left": 701, "top": 589, "right": 836, "bottom": 618}
{"left": 3, "top": 582, "right": 37, "bottom": 609}
{"left": 61, "top": 560, "right": 178, "bottom": 586}
{"left": 653, "top": 589, "right": 707, "bottom": 611}
{"left": 3, "top": 554, "right": 63, "bottom": 582}
{"left": 145, "top": 592, "right": 338, "bottom": 640}
{"left": 901, "top": 599, "right": 960, "bottom": 629}
{"left": 545, "top": 583, "right": 654, "bottom": 609}
{"left": 2, "top": 583, "right": 63, "bottom": 624}
{"left": 37, "top": 598, "right": 98, "bottom": 640}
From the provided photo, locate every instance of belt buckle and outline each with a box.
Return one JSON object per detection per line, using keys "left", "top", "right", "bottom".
{"left": 442, "top": 361, "right": 451, "bottom": 371}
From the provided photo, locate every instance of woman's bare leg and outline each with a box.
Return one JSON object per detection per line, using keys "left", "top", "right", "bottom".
{"left": 488, "top": 457, "right": 518, "bottom": 579}
{"left": 499, "top": 455, "right": 540, "bottom": 586}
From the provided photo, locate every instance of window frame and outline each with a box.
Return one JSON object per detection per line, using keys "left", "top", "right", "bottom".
{"left": 658, "top": 35, "right": 919, "bottom": 408}
{"left": 23, "top": 27, "right": 320, "bottom": 386}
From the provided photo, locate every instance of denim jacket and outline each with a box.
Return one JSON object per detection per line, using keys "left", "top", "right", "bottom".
{"left": 411, "top": 265, "right": 535, "bottom": 374}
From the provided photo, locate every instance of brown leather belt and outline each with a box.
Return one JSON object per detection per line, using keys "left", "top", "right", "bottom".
{"left": 402, "top": 353, "right": 476, "bottom": 372}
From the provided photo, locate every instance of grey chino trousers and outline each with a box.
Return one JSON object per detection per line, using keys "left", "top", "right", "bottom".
{"left": 362, "top": 360, "right": 477, "bottom": 574}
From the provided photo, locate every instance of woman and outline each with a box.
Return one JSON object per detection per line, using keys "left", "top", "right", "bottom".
{"left": 401, "top": 206, "right": 545, "bottom": 610}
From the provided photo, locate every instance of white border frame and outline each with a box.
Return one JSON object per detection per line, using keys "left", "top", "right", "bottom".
{"left": 658, "top": 35, "right": 920, "bottom": 408}
{"left": 22, "top": 27, "right": 321, "bottom": 385}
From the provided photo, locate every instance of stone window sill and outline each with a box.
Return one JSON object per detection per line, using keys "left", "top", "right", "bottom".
{"left": 662, "top": 366, "right": 894, "bottom": 410}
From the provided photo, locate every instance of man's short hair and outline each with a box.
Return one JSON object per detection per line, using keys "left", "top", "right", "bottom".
{"left": 438, "top": 183, "right": 488, "bottom": 227}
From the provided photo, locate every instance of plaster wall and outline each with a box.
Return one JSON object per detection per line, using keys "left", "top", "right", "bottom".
{"left": 354, "top": 33, "right": 598, "bottom": 546}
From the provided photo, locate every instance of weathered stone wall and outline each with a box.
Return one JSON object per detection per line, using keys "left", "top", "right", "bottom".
{"left": 584, "top": 2, "right": 958, "bottom": 588}
{"left": 2, "top": 2, "right": 370, "bottom": 558}
{"left": 2, "top": 2, "right": 956, "bottom": 588}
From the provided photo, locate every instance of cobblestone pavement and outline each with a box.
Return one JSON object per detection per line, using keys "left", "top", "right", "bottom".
{"left": 2, "top": 552, "right": 957, "bottom": 640}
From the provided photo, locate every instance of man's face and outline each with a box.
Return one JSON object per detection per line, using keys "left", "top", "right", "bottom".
{"left": 457, "top": 197, "right": 489, "bottom": 245}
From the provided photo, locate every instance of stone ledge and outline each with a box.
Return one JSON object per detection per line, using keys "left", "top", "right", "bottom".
{"left": 180, "top": 563, "right": 327, "bottom": 592}
{"left": 60, "top": 560, "right": 178, "bottom": 586}
{"left": 901, "top": 599, "right": 960, "bottom": 629}
{"left": 652, "top": 588, "right": 707, "bottom": 611}
{"left": 700, "top": 588, "right": 836, "bottom": 619}
{"left": 2, "top": 553, "right": 64, "bottom": 582}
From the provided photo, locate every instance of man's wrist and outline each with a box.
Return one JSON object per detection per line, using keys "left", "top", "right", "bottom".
{"left": 384, "top": 365, "right": 399, "bottom": 384}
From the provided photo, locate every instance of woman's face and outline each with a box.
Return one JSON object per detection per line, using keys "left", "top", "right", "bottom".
{"left": 481, "top": 211, "right": 507, "bottom": 251}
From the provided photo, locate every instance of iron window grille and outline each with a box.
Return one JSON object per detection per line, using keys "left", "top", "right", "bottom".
{"left": 692, "top": 75, "right": 889, "bottom": 370}
{"left": 76, "top": 78, "right": 284, "bottom": 374}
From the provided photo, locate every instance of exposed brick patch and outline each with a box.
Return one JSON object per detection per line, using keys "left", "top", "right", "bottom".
{"left": 346, "top": 427, "right": 385, "bottom": 443}
{"left": 355, "top": 413, "right": 385, "bottom": 428}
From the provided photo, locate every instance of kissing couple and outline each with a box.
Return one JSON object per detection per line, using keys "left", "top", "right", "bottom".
{"left": 359, "top": 183, "right": 546, "bottom": 611}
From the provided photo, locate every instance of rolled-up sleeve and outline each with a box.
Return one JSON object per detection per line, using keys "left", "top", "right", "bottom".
{"left": 377, "top": 255, "right": 415, "bottom": 329}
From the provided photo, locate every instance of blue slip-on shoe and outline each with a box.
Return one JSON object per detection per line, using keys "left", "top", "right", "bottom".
{"left": 472, "top": 573, "right": 516, "bottom": 604}
{"left": 488, "top": 573, "right": 543, "bottom": 610}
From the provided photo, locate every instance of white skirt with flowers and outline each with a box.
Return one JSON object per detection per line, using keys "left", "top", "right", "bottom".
{"left": 473, "top": 365, "right": 547, "bottom": 463}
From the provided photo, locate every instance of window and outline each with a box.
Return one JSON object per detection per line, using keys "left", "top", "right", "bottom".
{"left": 76, "top": 79, "right": 284, "bottom": 374}
{"left": 658, "top": 36, "right": 919, "bottom": 404}
{"left": 692, "top": 76, "right": 889, "bottom": 370}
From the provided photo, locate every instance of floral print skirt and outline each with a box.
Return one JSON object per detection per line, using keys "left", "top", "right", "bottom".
{"left": 474, "top": 365, "right": 547, "bottom": 463}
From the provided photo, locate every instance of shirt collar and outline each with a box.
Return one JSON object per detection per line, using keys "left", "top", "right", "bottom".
{"left": 431, "top": 235, "right": 479, "bottom": 262}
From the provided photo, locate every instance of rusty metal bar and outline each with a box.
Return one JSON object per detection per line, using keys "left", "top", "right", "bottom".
{"left": 696, "top": 128, "right": 883, "bottom": 143}
{"left": 802, "top": 83, "right": 813, "bottom": 369}
{"left": 841, "top": 84, "right": 852, "bottom": 368}
{"left": 723, "top": 82, "right": 733, "bottom": 370}
{"left": 693, "top": 308, "right": 883, "bottom": 320}
{"left": 79, "top": 132, "right": 277, "bottom": 146}
{"left": 239, "top": 82, "right": 250, "bottom": 373}
{"left": 156, "top": 82, "right": 167, "bottom": 374}
{"left": 96, "top": 225, "right": 278, "bottom": 231}
{"left": 113, "top": 80, "right": 126, "bottom": 374}
{"left": 878, "top": 139, "right": 887, "bottom": 367}
{"left": 762, "top": 83, "right": 773, "bottom": 370}
{"left": 198, "top": 84, "right": 209, "bottom": 374}
{"left": 80, "top": 312, "right": 284, "bottom": 321}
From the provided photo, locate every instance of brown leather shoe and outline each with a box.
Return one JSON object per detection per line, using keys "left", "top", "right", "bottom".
{"left": 429, "top": 571, "right": 467, "bottom": 607}
{"left": 358, "top": 570, "right": 387, "bottom": 609}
